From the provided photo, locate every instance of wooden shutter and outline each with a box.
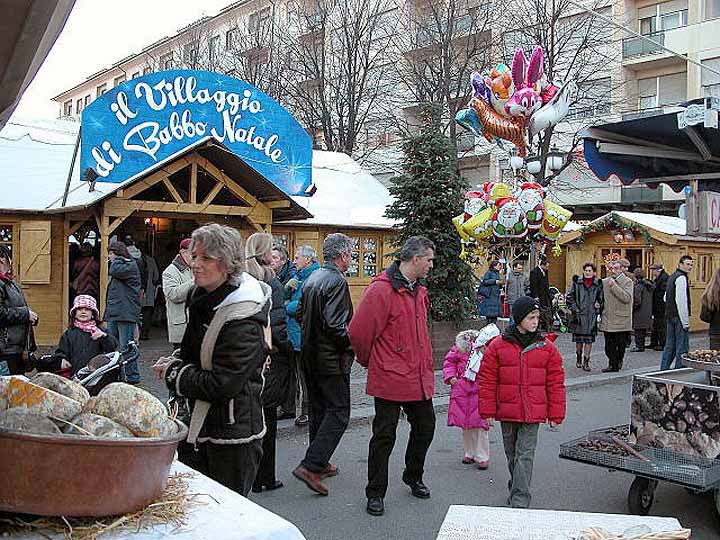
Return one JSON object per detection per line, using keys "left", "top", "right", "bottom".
{"left": 20, "top": 221, "right": 52, "bottom": 284}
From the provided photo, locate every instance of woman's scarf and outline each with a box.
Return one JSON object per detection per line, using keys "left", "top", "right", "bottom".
{"left": 74, "top": 319, "right": 98, "bottom": 334}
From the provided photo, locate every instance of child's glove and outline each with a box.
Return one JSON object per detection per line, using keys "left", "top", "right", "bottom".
{"left": 90, "top": 328, "right": 106, "bottom": 341}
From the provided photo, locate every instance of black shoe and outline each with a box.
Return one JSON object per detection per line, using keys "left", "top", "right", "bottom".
{"left": 629, "top": 346, "right": 644, "bottom": 352}
{"left": 277, "top": 410, "right": 296, "bottom": 421}
{"left": 251, "top": 480, "right": 283, "bottom": 493}
{"left": 366, "top": 497, "right": 384, "bottom": 516}
{"left": 601, "top": 367, "right": 619, "bottom": 373}
{"left": 402, "top": 477, "right": 430, "bottom": 499}
{"left": 653, "top": 346, "right": 664, "bottom": 351}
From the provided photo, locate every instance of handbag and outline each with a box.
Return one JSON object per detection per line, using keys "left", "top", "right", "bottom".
{"left": 24, "top": 325, "right": 38, "bottom": 371}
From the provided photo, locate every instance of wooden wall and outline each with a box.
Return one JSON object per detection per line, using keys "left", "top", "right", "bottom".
{"left": 562, "top": 233, "right": 720, "bottom": 332}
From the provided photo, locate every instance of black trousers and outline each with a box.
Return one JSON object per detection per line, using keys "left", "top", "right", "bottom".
{"left": 0, "top": 353, "right": 24, "bottom": 375}
{"left": 177, "top": 438, "right": 263, "bottom": 497}
{"left": 604, "top": 331, "right": 630, "bottom": 370}
{"left": 140, "top": 306, "right": 154, "bottom": 338}
{"left": 366, "top": 397, "right": 436, "bottom": 499}
{"left": 254, "top": 406, "right": 278, "bottom": 487}
{"left": 634, "top": 329, "right": 647, "bottom": 350}
{"left": 650, "top": 315, "right": 666, "bottom": 348}
{"left": 301, "top": 371, "right": 350, "bottom": 473}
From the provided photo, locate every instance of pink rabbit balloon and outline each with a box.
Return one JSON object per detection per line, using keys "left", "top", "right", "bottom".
{"left": 505, "top": 46, "right": 544, "bottom": 118}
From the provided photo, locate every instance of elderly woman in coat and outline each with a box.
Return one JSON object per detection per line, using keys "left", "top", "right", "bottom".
{"left": 477, "top": 260, "right": 503, "bottom": 324}
{"left": 245, "top": 232, "right": 292, "bottom": 494}
{"left": 566, "top": 262, "right": 604, "bottom": 372}
{"left": 162, "top": 238, "right": 194, "bottom": 350}
{"left": 0, "top": 245, "right": 38, "bottom": 375}
{"left": 153, "top": 224, "right": 271, "bottom": 497}
{"left": 631, "top": 268, "right": 655, "bottom": 352}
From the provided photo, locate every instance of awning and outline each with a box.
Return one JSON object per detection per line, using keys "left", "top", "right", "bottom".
{"left": 582, "top": 98, "right": 720, "bottom": 192}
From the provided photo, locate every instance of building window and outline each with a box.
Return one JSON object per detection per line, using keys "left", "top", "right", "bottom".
{"left": 226, "top": 28, "right": 239, "bottom": 50}
{"left": 697, "top": 254, "right": 714, "bottom": 284}
{"left": 160, "top": 53, "right": 174, "bottom": 70}
{"left": 568, "top": 77, "right": 612, "bottom": 119}
{"left": 341, "top": 235, "right": 379, "bottom": 278}
{"left": 76, "top": 98, "right": 84, "bottom": 113}
{"left": 63, "top": 100, "right": 72, "bottom": 116}
{"left": 249, "top": 7, "right": 271, "bottom": 34}
{"left": 209, "top": 35, "right": 221, "bottom": 65}
{"left": 183, "top": 41, "right": 199, "bottom": 65}
{"left": 639, "top": 1, "right": 688, "bottom": 34}
{"left": 702, "top": 57, "right": 720, "bottom": 97}
{"left": 706, "top": 0, "right": 720, "bottom": 20}
{"left": 113, "top": 74, "right": 126, "bottom": 87}
{"left": 0, "top": 225, "right": 13, "bottom": 263}
{"left": 638, "top": 72, "right": 686, "bottom": 109}
{"left": 96, "top": 83, "right": 107, "bottom": 96}
{"left": 143, "top": 66, "right": 152, "bottom": 75}
{"left": 84, "top": 95, "right": 91, "bottom": 108}
{"left": 132, "top": 71, "right": 141, "bottom": 79}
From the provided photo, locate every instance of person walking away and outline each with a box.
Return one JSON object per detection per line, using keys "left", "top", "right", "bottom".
{"left": 270, "top": 245, "right": 297, "bottom": 290}
{"left": 631, "top": 268, "right": 654, "bottom": 352}
{"left": 71, "top": 242, "right": 100, "bottom": 301}
{"left": 529, "top": 257, "right": 553, "bottom": 332}
{"left": 566, "top": 262, "right": 603, "bottom": 372}
{"left": 477, "top": 260, "right": 503, "bottom": 324}
{"left": 292, "top": 233, "right": 354, "bottom": 496}
{"left": 649, "top": 263, "right": 669, "bottom": 351}
{"left": 506, "top": 261, "right": 528, "bottom": 324}
{"left": 479, "top": 296, "right": 566, "bottom": 508}
{"left": 282, "top": 245, "right": 320, "bottom": 425}
{"left": 152, "top": 224, "right": 270, "bottom": 497}
{"left": 36, "top": 295, "right": 117, "bottom": 377}
{"left": 700, "top": 268, "right": 720, "bottom": 350}
{"left": 0, "top": 245, "right": 38, "bottom": 375}
{"left": 245, "top": 233, "right": 292, "bottom": 494}
{"left": 444, "top": 325, "right": 500, "bottom": 469}
{"left": 599, "top": 260, "right": 633, "bottom": 373}
{"left": 105, "top": 241, "right": 142, "bottom": 383}
{"left": 162, "top": 238, "right": 194, "bottom": 350}
{"left": 349, "top": 236, "right": 437, "bottom": 516}
{"left": 661, "top": 255, "right": 694, "bottom": 370}
{"left": 138, "top": 245, "right": 160, "bottom": 341}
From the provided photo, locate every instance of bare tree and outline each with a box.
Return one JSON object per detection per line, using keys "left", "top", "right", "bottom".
{"left": 281, "top": 0, "right": 397, "bottom": 154}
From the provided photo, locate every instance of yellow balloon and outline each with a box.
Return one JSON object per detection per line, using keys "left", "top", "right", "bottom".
{"left": 462, "top": 207, "right": 494, "bottom": 242}
{"left": 540, "top": 200, "right": 572, "bottom": 240}
{"left": 453, "top": 214, "right": 472, "bottom": 241}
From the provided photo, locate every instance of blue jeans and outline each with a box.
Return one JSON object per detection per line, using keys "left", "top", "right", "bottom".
{"left": 660, "top": 318, "right": 689, "bottom": 370}
{"left": 107, "top": 320, "right": 140, "bottom": 383}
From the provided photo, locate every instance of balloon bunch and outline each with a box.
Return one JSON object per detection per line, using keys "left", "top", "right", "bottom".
{"left": 453, "top": 181, "right": 572, "bottom": 259}
{"left": 455, "top": 46, "right": 577, "bottom": 156}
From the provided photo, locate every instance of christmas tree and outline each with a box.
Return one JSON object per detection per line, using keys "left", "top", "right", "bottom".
{"left": 385, "top": 104, "right": 476, "bottom": 321}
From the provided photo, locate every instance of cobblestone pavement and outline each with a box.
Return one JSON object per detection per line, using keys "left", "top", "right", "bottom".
{"left": 133, "top": 329, "right": 710, "bottom": 408}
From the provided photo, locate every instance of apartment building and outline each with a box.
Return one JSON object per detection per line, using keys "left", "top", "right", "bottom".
{"left": 50, "top": 0, "right": 710, "bottom": 218}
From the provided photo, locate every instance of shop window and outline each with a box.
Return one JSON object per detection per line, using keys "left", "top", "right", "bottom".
{"left": 272, "top": 233, "right": 290, "bottom": 251}
{"left": 0, "top": 225, "right": 13, "bottom": 261}
{"left": 697, "top": 254, "right": 713, "bottom": 284}
{"left": 346, "top": 235, "right": 379, "bottom": 278}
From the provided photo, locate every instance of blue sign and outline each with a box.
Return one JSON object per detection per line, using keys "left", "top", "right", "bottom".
{"left": 80, "top": 70, "right": 312, "bottom": 196}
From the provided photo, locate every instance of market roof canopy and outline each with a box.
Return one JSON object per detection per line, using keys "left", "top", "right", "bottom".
{"left": 582, "top": 98, "right": 720, "bottom": 192}
{"left": 559, "top": 211, "right": 688, "bottom": 246}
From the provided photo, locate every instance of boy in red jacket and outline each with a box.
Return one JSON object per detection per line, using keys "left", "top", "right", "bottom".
{"left": 479, "top": 296, "right": 566, "bottom": 508}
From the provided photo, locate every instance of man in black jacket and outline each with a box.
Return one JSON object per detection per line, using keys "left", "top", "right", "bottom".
{"left": 292, "top": 233, "right": 354, "bottom": 496}
{"left": 661, "top": 255, "right": 694, "bottom": 370}
{"left": 649, "top": 263, "right": 669, "bottom": 351}
{"left": 529, "top": 256, "right": 552, "bottom": 332}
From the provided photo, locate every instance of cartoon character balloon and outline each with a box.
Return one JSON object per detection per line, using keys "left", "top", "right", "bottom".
{"left": 539, "top": 199, "right": 573, "bottom": 240}
{"left": 516, "top": 182, "right": 545, "bottom": 230}
{"left": 492, "top": 197, "right": 528, "bottom": 239}
{"left": 470, "top": 75, "right": 527, "bottom": 156}
{"left": 504, "top": 47, "right": 543, "bottom": 119}
{"left": 528, "top": 80, "right": 577, "bottom": 140}
{"left": 486, "top": 64, "right": 513, "bottom": 117}
{"left": 463, "top": 190, "right": 486, "bottom": 219}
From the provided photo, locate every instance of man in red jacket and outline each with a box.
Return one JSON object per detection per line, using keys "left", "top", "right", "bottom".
{"left": 479, "top": 296, "right": 566, "bottom": 508}
{"left": 349, "top": 236, "right": 436, "bottom": 517}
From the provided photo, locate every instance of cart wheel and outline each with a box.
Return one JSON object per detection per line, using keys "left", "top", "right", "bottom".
{"left": 628, "top": 477, "right": 655, "bottom": 516}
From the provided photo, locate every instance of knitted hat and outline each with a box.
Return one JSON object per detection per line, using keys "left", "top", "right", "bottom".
{"left": 71, "top": 294, "right": 99, "bottom": 320}
{"left": 512, "top": 296, "right": 540, "bottom": 325}
{"left": 180, "top": 238, "right": 192, "bottom": 250}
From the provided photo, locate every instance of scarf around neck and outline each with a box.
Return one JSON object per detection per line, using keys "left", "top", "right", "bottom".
{"left": 74, "top": 319, "right": 98, "bottom": 334}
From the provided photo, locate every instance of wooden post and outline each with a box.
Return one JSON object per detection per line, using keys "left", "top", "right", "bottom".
{"left": 62, "top": 217, "right": 70, "bottom": 329}
{"left": 98, "top": 207, "right": 110, "bottom": 316}
{"left": 190, "top": 162, "right": 198, "bottom": 204}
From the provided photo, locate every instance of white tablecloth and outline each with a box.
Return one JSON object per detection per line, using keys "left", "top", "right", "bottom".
{"left": 436, "top": 505, "right": 683, "bottom": 540}
{"left": 11, "top": 461, "right": 306, "bottom": 540}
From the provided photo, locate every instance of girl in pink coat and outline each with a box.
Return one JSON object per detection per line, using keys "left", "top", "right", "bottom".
{"left": 443, "top": 324, "right": 500, "bottom": 469}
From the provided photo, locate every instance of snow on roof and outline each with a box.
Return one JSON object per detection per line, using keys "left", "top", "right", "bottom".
{"left": 0, "top": 117, "right": 395, "bottom": 228}
{"left": 612, "top": 211, "right": 686, "bottom": 236}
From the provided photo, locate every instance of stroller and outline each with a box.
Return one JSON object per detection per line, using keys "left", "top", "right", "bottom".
{"left": 549, "top": 286, "right": 571, "bottom": 333}
{"left": 68, "top": 341, "right": 139, "bottom": 396}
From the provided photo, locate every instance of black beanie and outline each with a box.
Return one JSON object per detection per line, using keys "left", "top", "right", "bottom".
{"left": 512, "top": 296, "right": 540, "bottom": 325}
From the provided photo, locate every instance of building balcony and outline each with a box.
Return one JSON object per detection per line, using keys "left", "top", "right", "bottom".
{"left": 622, "top": 31, "right": 665, "bottom": 59}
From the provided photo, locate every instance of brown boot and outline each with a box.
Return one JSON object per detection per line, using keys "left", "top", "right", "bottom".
{"left": 320, "top": 463, "right": 338, "bottom": 479}
{"left": 292, "top": 465, "right": 328, "bottom": 496}
{"left": 582, "top": 356, "right": 591, "bottom": 372}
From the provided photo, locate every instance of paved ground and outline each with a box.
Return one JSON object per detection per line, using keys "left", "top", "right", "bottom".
{"left": 253, "top": 383, "right": 719, "bottom": 540}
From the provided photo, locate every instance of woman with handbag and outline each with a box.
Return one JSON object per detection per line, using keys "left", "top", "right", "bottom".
{"left": 0, "top": 245, "right": 38, "bottom": 375}
{"left": 477, "top": 260, "right": 503, "bottom": 324}
{"left": 566, "top": 262, "right": 604, "bottom": 372}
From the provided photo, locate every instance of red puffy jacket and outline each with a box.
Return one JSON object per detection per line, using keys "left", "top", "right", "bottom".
{"left": 348, "top": 265, "right": 434, "bottom": 402}
{"left": 479, "top": 331, "right": 566, "bottom": 424}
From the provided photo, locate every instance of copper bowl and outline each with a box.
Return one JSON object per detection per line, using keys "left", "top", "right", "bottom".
{"left": 0, "top": 419, "right": 187, "bottom": 517}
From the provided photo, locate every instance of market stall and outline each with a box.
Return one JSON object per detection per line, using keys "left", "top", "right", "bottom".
{"left": 436, "top": 505, "right": 685, "bottom": 540}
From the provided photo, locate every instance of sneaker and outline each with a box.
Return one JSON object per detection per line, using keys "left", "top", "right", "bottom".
{"left": 366, "top": 497, "right": 384, "bottom": 516}
{"left": 294, "top": 414, "right": 309, "bottom": 426}
{"left": 462, "top": 457, "right": 474, "bottom": 464}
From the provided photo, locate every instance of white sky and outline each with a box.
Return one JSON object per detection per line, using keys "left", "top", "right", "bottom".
{"left": 14, "top": 0, "right": 234, "bottom": 120}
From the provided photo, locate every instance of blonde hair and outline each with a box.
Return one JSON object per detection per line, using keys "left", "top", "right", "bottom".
{"left": 245, "top": 233, "right": 275, "bottom": 283}
{"left": 701, "top": 268, "right": 720, "bottom": 312}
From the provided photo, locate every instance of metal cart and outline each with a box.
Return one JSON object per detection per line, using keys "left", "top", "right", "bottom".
{"left": 559, "top": 430, "right": 720, "bottom": 518}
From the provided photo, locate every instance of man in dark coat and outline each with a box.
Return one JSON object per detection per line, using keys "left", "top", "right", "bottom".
{"left": 529, "top": 257, "right": 552, "bottom": 332}
{"left": 661, "top": 256, "right": 694, "bottom": 370}
{"left": 631, "top": 268, "right": 654, "bottom": 352}
{"left": 271, "top": 245, "right": 297, "bottom": 289}
{"left": 649, "top": 263, "right": 669, "bottom": 351}
{"left": 292, "top": 233, "right": 354, "bottom": 496}
{"left": 349, "top": 236, "right": 436, "bottom": 517}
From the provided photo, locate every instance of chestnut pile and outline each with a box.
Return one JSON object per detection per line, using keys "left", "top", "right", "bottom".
{"left": 685, "top": 349, "right": 720, "bottom": 364}
{"left": 576, "top": 439, "right": 629, "bottom": 457}
{"left": 592, "top": 425, "right": 630, "bottom": 440}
